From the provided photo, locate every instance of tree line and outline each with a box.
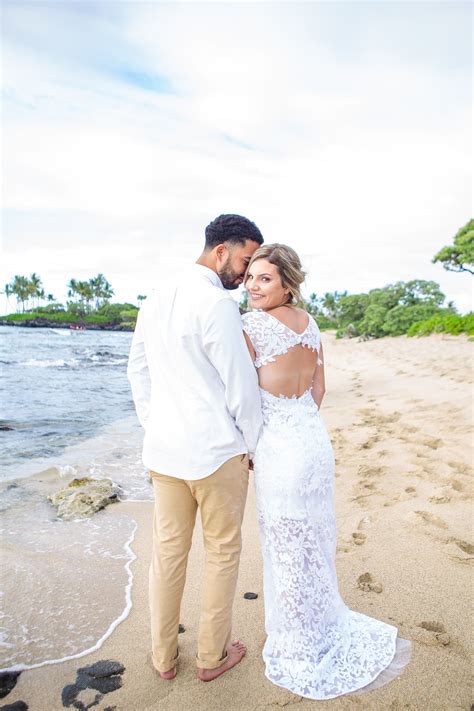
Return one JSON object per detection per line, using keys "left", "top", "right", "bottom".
{"left": 3, "top": 273, "right": 118, "bottom": 314}
{"left": 2, "top": 219, "right": 472, "bottom": 336}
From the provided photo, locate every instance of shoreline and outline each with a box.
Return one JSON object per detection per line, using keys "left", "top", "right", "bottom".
{"left": 0, "top": 319, "right": 134, "bottom": 331}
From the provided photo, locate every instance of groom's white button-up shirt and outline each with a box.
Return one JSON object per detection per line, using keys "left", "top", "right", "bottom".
{"left": 127, "top": 264, "right": 263, "bottom": 480}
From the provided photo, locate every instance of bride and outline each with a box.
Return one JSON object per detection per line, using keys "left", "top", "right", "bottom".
{"left": 242, "top": 244, "right": 410, "bottom": 700}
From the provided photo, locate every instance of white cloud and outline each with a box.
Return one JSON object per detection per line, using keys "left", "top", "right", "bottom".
{"left": 1, "top": 1, "right": 472, "bottom": 313}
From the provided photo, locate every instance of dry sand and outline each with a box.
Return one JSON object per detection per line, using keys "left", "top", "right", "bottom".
{"left": 7, "top": 333, "right": 473, "bottom": 710}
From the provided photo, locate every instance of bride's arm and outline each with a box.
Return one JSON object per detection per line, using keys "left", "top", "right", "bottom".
{"left": 311, "top": 343, "right": 325, "bottom": 409}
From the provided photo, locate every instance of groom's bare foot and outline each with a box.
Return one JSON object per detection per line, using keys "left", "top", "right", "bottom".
{"left": 197, "top": 640, "right": 247, "bottom": 682}
{"left": 159, "top": 667, "right": 177, "bottom": 680}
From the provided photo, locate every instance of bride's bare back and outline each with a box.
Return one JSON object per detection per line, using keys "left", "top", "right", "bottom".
{"left": 243, "top": 306, "right": 325, "bottom": 407}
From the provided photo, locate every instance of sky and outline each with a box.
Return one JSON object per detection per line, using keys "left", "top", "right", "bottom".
{"left": 1, "top": 1, "right": 472, "bottom": 313}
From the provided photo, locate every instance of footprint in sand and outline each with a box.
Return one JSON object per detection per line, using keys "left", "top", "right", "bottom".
{"left": 61, "top": 660, "right": 125, "bottom": 710}
{"left": 336, "top": 544, "right": 351, "bottom": 554}
{"left": 361, "top": 435, "right": 379, "bottom": 450}
{"left": 352, "top": 532, "right": 367, "bottom": 545}
{"left": 358, "top": 465, "right": 385, "bottom": 478}
{"left": 353, "top": 481, "right": 379, "bottom": 505}
{"left": 417, "top": 621, "right": 451, "bottom": 647}
{"left": 401, "top": 425, "right": 419, "bottom": 435}
{"left": 445, "top": 538, "right": 474, "bottom": 565}
{"left": 420, "top": 438, "right": 442, "bottom": 450}
{"left": 429, "top": 487, "right": 452, "bottom": 504}
{"left": 378, "top": 412, "right": 402, "bottom": 425}
{"left": 383, "top": 485, "right": 418, "bottom": 507}
{"left": 357, "top": 572, "right": 383, "bottom": 593}
{"left": 451, "top": 539, "right": 474, "bottom": 555}
{"left": 447, "top": 461, "right": 470, "bottom": 475}
{"left": 414, "top": 510, "right": 448, "bottom": 529}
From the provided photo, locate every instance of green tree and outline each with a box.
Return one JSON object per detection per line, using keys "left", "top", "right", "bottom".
{"left": 358, "top": 304, "right": 389, "bottom": 338}
{"left": 90, "top": 273, "right": 114, "bottom": 309}
{"left": 382, "top": 303, "right": 441, "bottom": 336}
{"left": 432, "top": 219, "right": 474, "bottom": 274}
{"left": 239, "top": 292, "right": 249, "bottom": 312}
{"left": 399, "top": 279, "right": 445, "bottom": 306}
{"left": 28, "top": 273, "right": 44, "bottom": 308}
{"left": 67, "top": 279, "right": 79, "bottom": 302}
{"left": 321, "top": 291, "right": 347, "bottom": 321}
{"left": 2, "top": 283, "right": 12, "bottom": 311}
{"left": 10, "top": 275, "right": 31, "bottom": 312}
{"left": 337, "top": 293, "right": 369, "bottom": 327}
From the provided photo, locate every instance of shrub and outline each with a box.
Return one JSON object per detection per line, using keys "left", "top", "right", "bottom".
{"left": 382, "top": 304, "right": 440, "bottom": 336}
{"left": 408, "top": 313, "right": 474, "bottom": 337}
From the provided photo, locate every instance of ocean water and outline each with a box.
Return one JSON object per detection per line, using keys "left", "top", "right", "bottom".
{"left": 0, "top": 325, "right": 152, "bottom": 671}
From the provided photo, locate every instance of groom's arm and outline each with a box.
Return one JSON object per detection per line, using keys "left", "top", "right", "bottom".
{"left": 203, "top": 298, "right": 263, "bottom": 458}
{"left": 127, "top": 307, "right": 152, "bottom": 428}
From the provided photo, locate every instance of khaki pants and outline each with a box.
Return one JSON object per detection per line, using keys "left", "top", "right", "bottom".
{"left": 149, "top": 454, "right": 249, "bottom": 672}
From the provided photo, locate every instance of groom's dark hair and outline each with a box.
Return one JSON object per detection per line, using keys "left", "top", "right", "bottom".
{"left": 205, "top": 214, "right": 264, "bottom": 249}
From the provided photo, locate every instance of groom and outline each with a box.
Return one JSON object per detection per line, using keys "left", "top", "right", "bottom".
{"left": 127, "top": 214, "right": 264, "bottom": 682}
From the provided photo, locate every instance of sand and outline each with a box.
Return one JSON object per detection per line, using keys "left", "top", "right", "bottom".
{"left": 6, "top": 333, "right": 473, "bottom": 710}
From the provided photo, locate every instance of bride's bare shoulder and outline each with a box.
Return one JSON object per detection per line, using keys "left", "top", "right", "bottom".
{"left": 269, "top": 305, "right": 309, "bottom": 329}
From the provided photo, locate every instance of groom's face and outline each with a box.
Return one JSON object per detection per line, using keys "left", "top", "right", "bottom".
{"left": 217, "top": 240, "right": 261, "bottom": 290}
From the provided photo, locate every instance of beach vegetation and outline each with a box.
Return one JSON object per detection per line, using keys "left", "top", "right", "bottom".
{"left": 407, "top": 313, "right": 474, "bottom": 337}
{"left": 300, "top": 280, "right": 459, "bottom": 340}
{"left": 3, "top": 274, "right": 45, "bottom": 312}
{"left": 432, "top": 219, "right": 474, "bottom": 275}
{"left": 67, "top": 273, "right": 115, "bottom": 313}
{"left": 1, "top": 272, "right": 137, "bottom": 330}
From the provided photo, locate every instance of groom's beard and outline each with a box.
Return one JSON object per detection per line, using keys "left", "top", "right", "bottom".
{"left": 218, "top": 261, "right": 244, "bottom": 290}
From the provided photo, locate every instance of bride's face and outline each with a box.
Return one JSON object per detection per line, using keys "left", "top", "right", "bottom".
{"left": 245, "top": 258, "right": 290, "bottom": 311}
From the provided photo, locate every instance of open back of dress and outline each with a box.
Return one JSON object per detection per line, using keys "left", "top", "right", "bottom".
{"left": 242, "top": 310, "right": 322, "bottom": 399}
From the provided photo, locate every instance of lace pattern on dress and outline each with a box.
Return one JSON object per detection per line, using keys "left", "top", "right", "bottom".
{"left": 252, "top": 392, "right": 405, "bottom": 699}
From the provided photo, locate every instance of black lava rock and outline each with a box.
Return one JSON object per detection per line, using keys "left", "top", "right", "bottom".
{"left": 243, "top": 592, "right": 258, "bottom": 600}
{"left": 61, "top": 659, "right": 125, "bottom": 709}
{"left": 0, "top": 702, "right": 28, "bottom": 711}
{"left": 0, "top": 673, "right": 21, "bottom": 700}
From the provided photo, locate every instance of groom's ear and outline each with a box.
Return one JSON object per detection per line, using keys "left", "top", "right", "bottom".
{"left": 215, "top": 243, "right": 228, "bottom": 262}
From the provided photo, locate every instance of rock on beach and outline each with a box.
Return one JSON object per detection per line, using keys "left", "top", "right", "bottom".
{"left": 48, "top": 477, "right": 122, "bottom": 520}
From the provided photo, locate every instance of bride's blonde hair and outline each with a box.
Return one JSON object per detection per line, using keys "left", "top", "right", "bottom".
{"left": 245, "top": 243, "right": 307, "bottom": 307}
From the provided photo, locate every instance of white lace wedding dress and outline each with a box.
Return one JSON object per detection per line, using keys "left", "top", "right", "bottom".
{"left": 242, "top": 309, "right": 410, "bottom": 700}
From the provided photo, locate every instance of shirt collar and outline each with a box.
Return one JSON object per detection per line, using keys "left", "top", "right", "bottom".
{"left": 193, "top": 264, "right": 225, "bottom": 290}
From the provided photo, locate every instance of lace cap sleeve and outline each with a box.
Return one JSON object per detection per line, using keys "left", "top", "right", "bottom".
{"left": 242, "top": 310, "right": 265, "bottom": 345}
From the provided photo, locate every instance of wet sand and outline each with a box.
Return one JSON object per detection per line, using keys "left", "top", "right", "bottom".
{"left": 6, "top": 333, "right": 473, "bottom": 710}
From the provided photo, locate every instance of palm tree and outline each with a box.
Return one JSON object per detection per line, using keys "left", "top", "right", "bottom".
{"left": 11, "top": 275, "right": 30, "bottom": 312}
{"left": 28, "top": 273, "right": 44, "bottom": 308}
{"left": 3, "top": 284, "right": 12, "bottom": 312}
{"left": 67, "top": 279, "right": 79, "bottom": 302}
{"left": 90, "top": 273, "right": 114, "bottom": 309}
